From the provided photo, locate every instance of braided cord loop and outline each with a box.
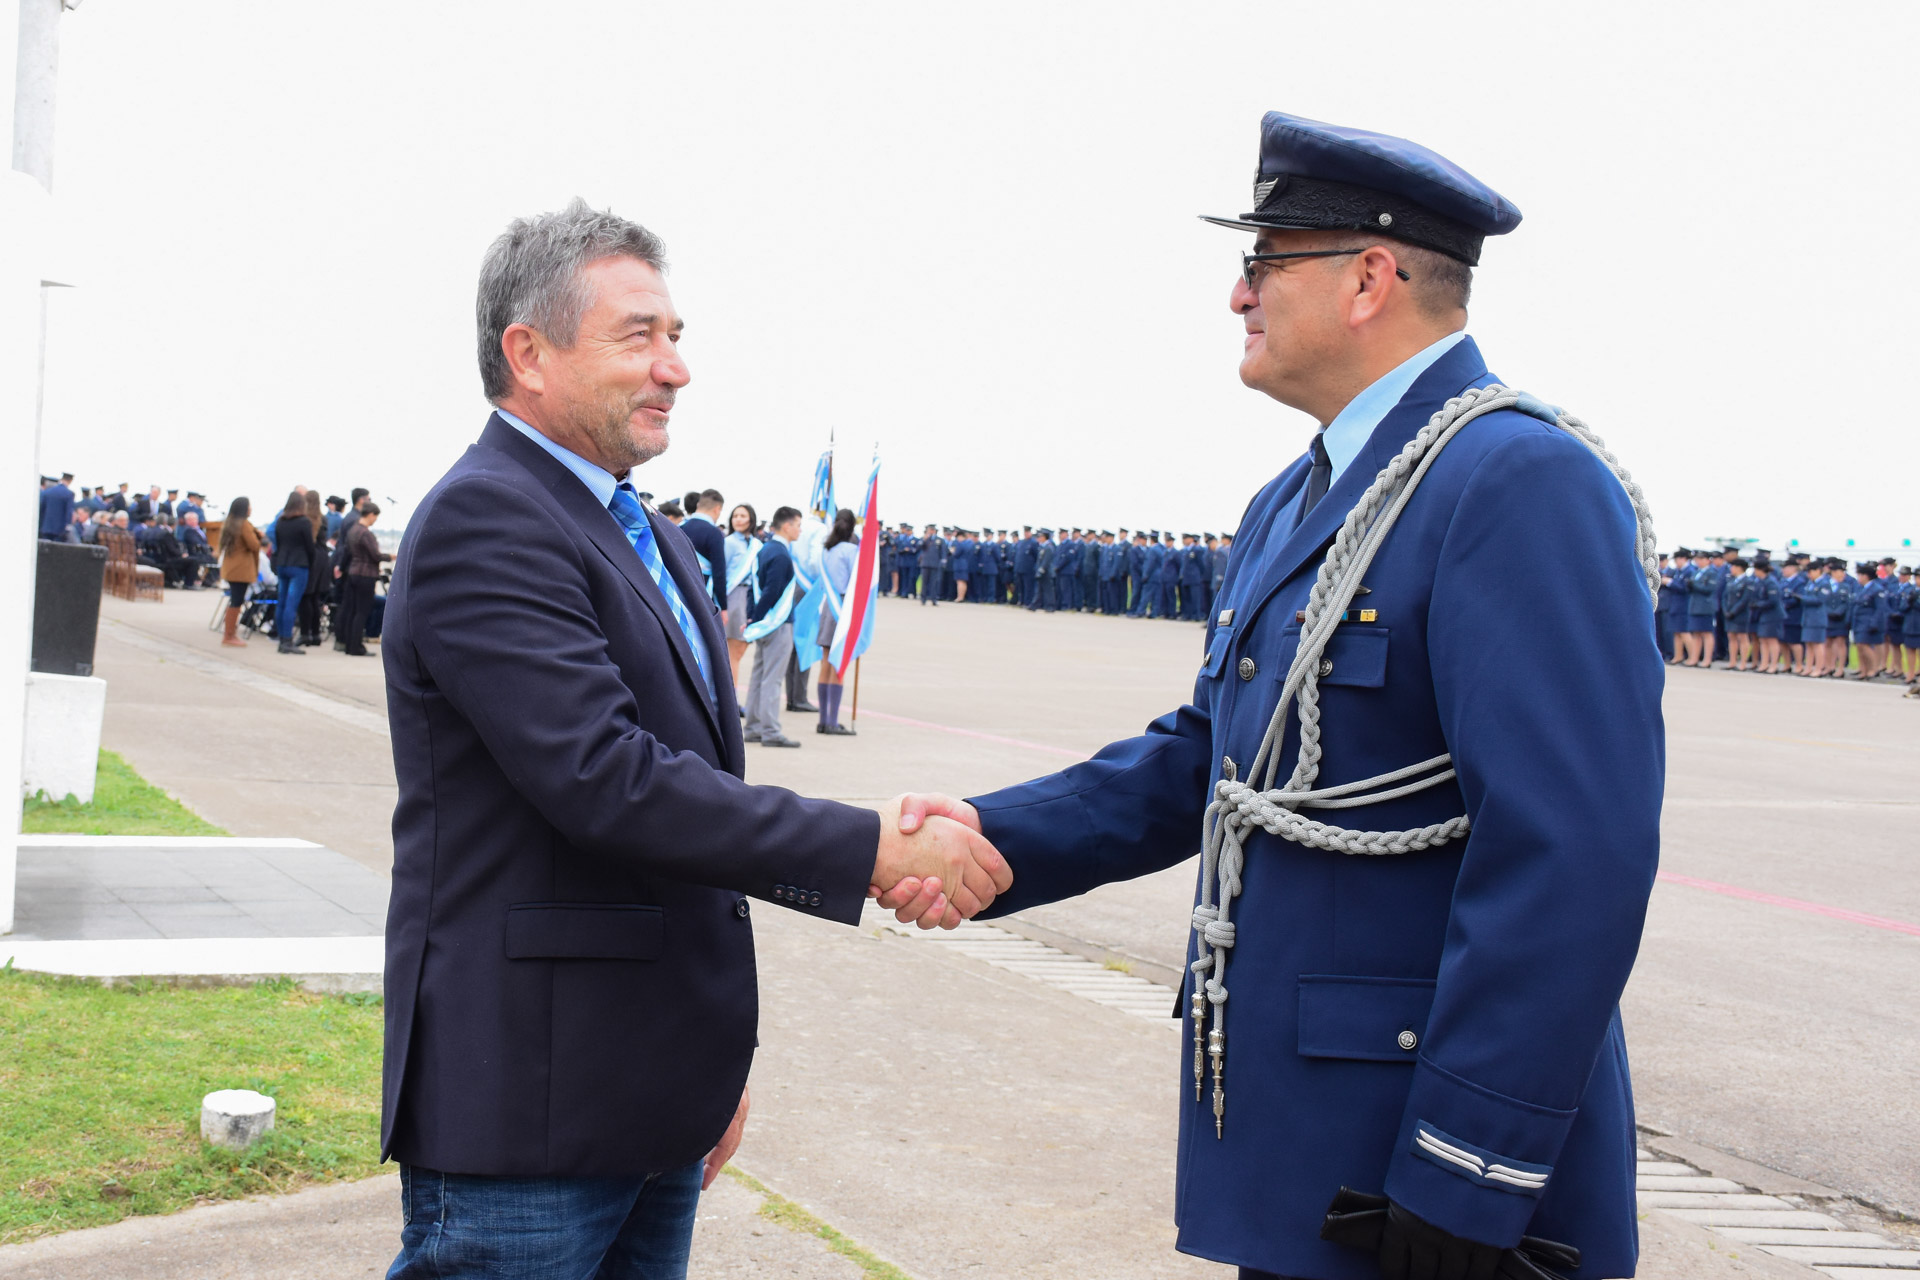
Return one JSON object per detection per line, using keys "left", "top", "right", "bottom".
{"left": 1190, "top": 385, "right": 1658, "bottom": 1135}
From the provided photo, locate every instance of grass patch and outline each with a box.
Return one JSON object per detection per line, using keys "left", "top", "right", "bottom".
{"left": 22, "top": 750, "right": 227, "bottom": 837}
{"left": 723, "top": 1165, "right": 912, "bottom": 1280}
{"left": 1102, "top": 956, "right": 1134, "bottom": 974}
{"left": 0, "top": 968, "right": 383, "bottom": 1244}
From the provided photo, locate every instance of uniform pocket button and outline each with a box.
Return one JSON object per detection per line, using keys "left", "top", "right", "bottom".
{"left": 1237, "top": 657, "right": 1257, "bottom": 681}
{"left": 1397, "top": 1029, "right": 1418, "bottom": 1052}
{"left": 1319, "top": 659, "right": 1334, "bottom": 678}
{"left": 735, "top": 898, "right": 751, "bottom": 918}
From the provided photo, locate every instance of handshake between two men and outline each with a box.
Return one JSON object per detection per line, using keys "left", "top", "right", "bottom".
{"left": 867, "top": 793, "right": 998, "bottom": 929}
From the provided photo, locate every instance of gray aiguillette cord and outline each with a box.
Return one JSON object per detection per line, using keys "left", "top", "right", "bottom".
{"left": 1188, "top": 384, "right": 1660, "bottom": 1137}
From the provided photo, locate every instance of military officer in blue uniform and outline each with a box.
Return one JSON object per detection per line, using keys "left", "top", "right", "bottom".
{"left": 950, "top": 529, "right": 975, "bottom": 603}
{"left": 1080, "top": 530, "right": 1103, "bottom": 612}
{"left": 975, "top": 529, "right": 999, "bottom": 605}
{"left": 1126, "top": 531, "right": 1150, "bottom": 616}
{"left": 1057, "top": 529, "right": 1083, "bottom": 611}
{"left": 1013, "top": 526, "right": 1038, "bottom": 608}
{"left": 882, "top": 111, "right": 1661, "bottom": 1280}
{"left": 1850, "top": 561, "right": 1888, "bottom": 679}
{"left": 1180, "top": 533, "right": 1210, "bottom": 620}
{"left": 1153, "top": 532, "right": 1181, "bottom": 619}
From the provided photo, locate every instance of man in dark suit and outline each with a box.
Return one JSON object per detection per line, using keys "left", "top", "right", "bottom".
{"left": 382, "top": 199, "right": 1009, "bottom": 1280}
{"left": 38, "top": 473, "right": 74, "bottom": 541}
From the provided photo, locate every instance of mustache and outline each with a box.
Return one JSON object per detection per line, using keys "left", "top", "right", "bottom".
{"left": 633, "top": 390, "right": 676, "bottom": 412}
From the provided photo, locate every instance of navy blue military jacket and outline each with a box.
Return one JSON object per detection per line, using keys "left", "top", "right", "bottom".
{"left": 382, "top": 415, "right": 878, "bottom": 1177}
{"left": 970, "top": 339, "right": 1662, "bottom": 1279}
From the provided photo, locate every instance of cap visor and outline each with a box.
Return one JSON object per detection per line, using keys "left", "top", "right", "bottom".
{"left": 1198, "top": 214, "right": 1270, "bottom": 231}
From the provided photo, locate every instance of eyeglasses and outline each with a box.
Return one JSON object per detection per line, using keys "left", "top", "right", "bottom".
{"left": 1240, "top": 249, "right": 1412, "bottom": 291}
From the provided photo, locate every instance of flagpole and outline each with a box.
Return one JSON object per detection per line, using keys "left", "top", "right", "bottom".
{"left": 851, "top": 659, "right": 861, "bottom": 723}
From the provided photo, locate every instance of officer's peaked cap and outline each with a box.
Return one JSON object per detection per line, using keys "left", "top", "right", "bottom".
{"left": 1202, "top": 111, "right": 1521, "bottom": 266}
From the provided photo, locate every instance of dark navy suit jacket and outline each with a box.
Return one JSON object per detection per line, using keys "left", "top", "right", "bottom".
{"left": 676, "top": 513, "right": 730, "bottom": 614}
{"left": 381, "top": 414, "right": 878, "bottom": 1177}
{"left": 969, "top": 339, "right": 1662, "bottom": 1279}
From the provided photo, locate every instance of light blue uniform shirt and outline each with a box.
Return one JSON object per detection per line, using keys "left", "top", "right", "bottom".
{"left": 1316, "top": 330, "right": 1467, "bottom": 487}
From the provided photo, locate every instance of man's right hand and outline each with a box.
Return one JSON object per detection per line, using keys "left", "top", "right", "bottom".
{"left": 869, "top": 795, "right": 1008, "bottom": 930}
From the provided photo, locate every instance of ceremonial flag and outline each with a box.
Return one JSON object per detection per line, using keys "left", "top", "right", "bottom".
{"left": 809, "top": 433, "right": 835, "bottom": 517}
{"left": 829, "top": 454, "right": 881, "bottom": 678}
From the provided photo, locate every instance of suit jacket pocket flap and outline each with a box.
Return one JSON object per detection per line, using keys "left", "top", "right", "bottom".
{"left": 505, "top": 903, "right": 665, "bottom": 960}
{"left": 1298, "top": 974, "right": 1435, "bottom": 1062}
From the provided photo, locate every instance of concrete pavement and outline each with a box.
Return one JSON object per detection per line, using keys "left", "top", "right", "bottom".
{"left": 22, "top": 588, "right": 1914, "bottom": 1275}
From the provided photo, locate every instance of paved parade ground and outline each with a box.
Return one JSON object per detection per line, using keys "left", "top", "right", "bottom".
{"left": 12, "top": 590, "right": 1913, "bottom": 1278}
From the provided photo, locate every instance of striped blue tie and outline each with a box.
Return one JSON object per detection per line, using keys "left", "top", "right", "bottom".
{"left": 608, "top": 484, "right": 717, "bottom": 700}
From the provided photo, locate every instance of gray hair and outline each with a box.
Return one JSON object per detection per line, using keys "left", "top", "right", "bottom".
{"left": 476, "top": 197, "right": 668, "bottom": 403}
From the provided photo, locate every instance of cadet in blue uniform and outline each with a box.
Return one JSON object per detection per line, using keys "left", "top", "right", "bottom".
{"left": 884, "top": 112, "right": 1660, "bottom": 1280}
{"left": 1057, "top": 529, "right": 1083, "bottom": 611}
{"left": 1080, "top": 530, "right": 1103, "bottom": 612}
{"left": 916, "top": 524, "right": 946, "bottom": 606}
{"left": 1898, "top": 568, "right": 1920, "bottom": 688}
{"left": 1153, "top": 532, "right": 1180, "bottom": 619}
{"left": 1679, "top": 551, "right": 1719, "bottom": 667}
{"left": 1179, "top": 533, "right": 1208, "bottom": 620}
{"left": 1720, "top": 558, "right": 1753, "bottom": 671}
{"left": 1822, "top": 559, "right": 1855, "bottom": 676}
{"left": 1033, "top": 528, "right": 1058, "bottom": 611}
{"left": 974, "top": 529, "right": 999, "bottom": 605}
{"left": 950, "top": 529, "right": 975, "bottom": 603}
{"left": 1663, "top": 550, "right": 1694, "bottom": 665}
{"left": 1750, "top": 559, "right": 1785, "bottom": 673}
{"left": 1012, "top": 526, "right": 1037, "bottom": 608}
{"left": 1850, "top": 561, "right": 1888, "bottom": 679}
{"left": 1125, "top": 531, "right": 1150, "bottom": 616}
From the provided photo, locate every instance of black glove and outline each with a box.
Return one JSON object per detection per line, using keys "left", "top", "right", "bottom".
{"left": 1321, "top": 1188, "right": 1582, "bottom": 1280}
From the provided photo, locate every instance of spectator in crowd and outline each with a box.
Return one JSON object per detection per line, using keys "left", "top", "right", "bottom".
{"left": 657, "top": 498, "right": 685, "bottom": 523}
{"left": 138, "top": 513, "right": 198, "bottom": 588}
{"left": 337, "top": 500, "right": 388, "bottom": 656}
{"left": 177, "top": 510, "right": 216, "bottom": 585}
{"left": 325, "top": 495, "right": 348, "bottom": 541}
{"left": 107, "top": 482, "right": 129, "bottom": 513}
{"left": 812, "top": 507, "right": 859, "bottom": 736}
{"left": 131, "top": 484, "right": 162, "bottom": 524}
{"left": 67, "top": 506, "right": 88, "bottom": 543}
{"left": 218, "top": 496, "right": 263, "bottom": 648}
{"left": 723, "top": 503, "right": 759, "bottom": 690}
{"left": 38, "top": 472, "right": 75, "bottom": 541}
{"left": 269, "top": 489, "right": 316, "bottom": 656}
{"left": 178, "top": 491, "right": 207, "bottom": 526}
{"left": 297, "top": 489, "right": 330, "bottom": 647}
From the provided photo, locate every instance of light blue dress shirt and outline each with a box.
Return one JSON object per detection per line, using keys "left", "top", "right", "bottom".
{"left": 498, "top": 408, "right": 618, "bottom": 508}
{"left": 1316, "top": 330, "right": 1467, "bottom": 487}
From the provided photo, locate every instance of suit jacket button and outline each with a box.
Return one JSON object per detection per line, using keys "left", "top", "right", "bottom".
{"left": 1397, "top": 1029, "right": 1418, "bottom": 1052}
{"left": 773, "top": 884, "right": 788, "bottom": 900}
{"left": 735, "top": 898, "right": 751, "bottom": 918}
{"left": 1237, "top": 657, "right": 1257, "bottom": 681}
{"left": 808, "top": 892, "right": 822, "bottom": 907}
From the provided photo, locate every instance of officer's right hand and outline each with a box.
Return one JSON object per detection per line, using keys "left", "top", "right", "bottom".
{"left": 875, "top": 793, "right": 989, "bottom": 927}
{"left": 1377, "top": 1200, "right": 1503, "bottom": 1280}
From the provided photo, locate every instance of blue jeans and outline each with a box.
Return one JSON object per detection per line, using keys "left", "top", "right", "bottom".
{"left": 277, "top": 566, "right": 309, "bottom": 639}
{"left": 388, "top": 1161, "right": 703, "bottom": 1279}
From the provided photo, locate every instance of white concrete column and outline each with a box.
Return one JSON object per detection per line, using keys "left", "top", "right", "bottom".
{"left": 1, "top": 0, "right": 71, "bottom": 933}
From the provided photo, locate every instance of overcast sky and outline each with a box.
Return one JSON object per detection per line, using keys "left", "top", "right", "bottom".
{"left": 24, "top": 0, "right": 1919, "bottom": 553}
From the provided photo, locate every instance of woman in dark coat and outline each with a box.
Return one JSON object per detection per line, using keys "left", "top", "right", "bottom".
{"left": 269, "top": 490, "right": 315, "bottom": 655}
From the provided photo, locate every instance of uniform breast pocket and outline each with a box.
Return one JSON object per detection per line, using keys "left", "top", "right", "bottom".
{"left": 1280, "top": 625, "right": 1390, "bottom": 688}
{"left": 1201, "top": 623, "right": 1237, "bottom": 679}
{"left": 504, "top": 903, "right": 665, "bottom": 961}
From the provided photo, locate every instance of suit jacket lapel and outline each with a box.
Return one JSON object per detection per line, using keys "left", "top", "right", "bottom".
{"left": 1235, "top": 338, "right": 1494, "bottom": 634}
{"left": 480, "top": 416, "right": 729, "bottom": 755}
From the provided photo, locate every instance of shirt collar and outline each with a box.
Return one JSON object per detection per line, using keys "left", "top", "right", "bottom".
{"left": 497, "top": 408, "right": 621, "bottom": 510}
{"left": 1316, "top": 330, "right": 1467, "bottom": 485}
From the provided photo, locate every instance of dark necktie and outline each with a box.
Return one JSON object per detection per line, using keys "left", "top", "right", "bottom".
{"left": 1299, "top": 431, "right": 1333, "bottom": 524}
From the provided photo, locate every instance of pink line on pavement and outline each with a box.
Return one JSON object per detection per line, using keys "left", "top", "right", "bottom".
{"left": 1656, "top": 871, "right": 1920, "bottom": 938}
{"left": 858, "top": 709, "right": 1093, "bottom": 762}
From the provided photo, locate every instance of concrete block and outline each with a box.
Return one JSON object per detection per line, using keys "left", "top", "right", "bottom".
{"left": 22, "top": 672, "right": 105, "bottom": 803}
{"left": 201, "top": 1089, "right": 275, "bottom": 1150}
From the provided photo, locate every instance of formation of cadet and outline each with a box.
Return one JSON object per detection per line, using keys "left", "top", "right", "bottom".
{"left": 1657, "top": 547, "right": 1920, "bottom": 689}
{"left": 875, "top": 523, "right": 1233, "bottom": 621}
